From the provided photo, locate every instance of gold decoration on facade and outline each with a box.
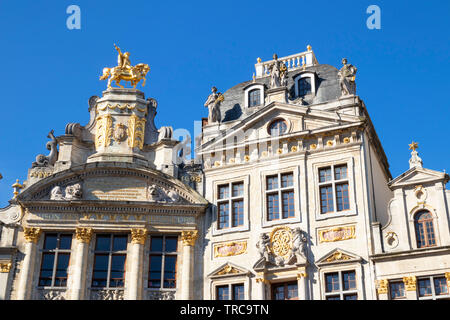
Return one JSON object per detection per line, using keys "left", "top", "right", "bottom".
{"left": 291, "top": 146, "right": 298, "bottom": 152}
{"left": 217, "top": 264, "right": 240, "bottom": 275}
{"left": 181, "top": 230, "right": 198, "bottom": 246}
{"left": 277, "top": 148, "right": 283, "bottom": 154}
{"left": 131, "top": 228, "right": 148, "bottom": 244}
{"left": 445, "top": 272, "right": 450, "bottom": 287}
{"left": 29, "top": 170, "right": 53, "bottom": 179}
{"left": 307, "top": 45, "right": 312, "bottom": 52}
{"left": 127, "top": 114, "right": 147, "bottom": 150}
{"left": 325, "top": 250, "right": 352, "bottom": 263}
{"left": 318, "top": 226, "right": 356, "bottom": 243}
{"left": 100, "top": 44, "right": 150, "bottom": 89}
{"left": 23, "top": 227, "right": 42, "bottom": 243}
{"left": 310, "top": 143, "right": 317, "bottom": 150}
{"left": 297, "top": 267, "right": 308, "bottom": 279}
{"left": 229, "top": 158, "right": 235, "bottom": 164}
{"left": 244, "top": 155, "right": 250, "bottom": 162}
{"left": 343, "top": 137, "right": 350, "bottom": 144}
{"left": 402, "top": 276, "right": 417, "bottom": 291}
{"left": 408, "top": 141, "right": 419, "bottom": 151}
{"left": 0, "top": 261, "right": 12, "bottom": 273}
{"left": 75, "top": 227, "right": 93, "bottom": 243}
{"left": 376, "top": 279, "right": 388, "bottom": 294}
{"left": 12, "top": 179, "right": 23, "bottom": 198}
{"left": 95, "top": 114, "right": 113, "bottom": 148}
{"left": 214, "top": 161, "right": 221, "bottom": 167}
{"left": 257, "top": 57, "right": 262, "bottom": 63}
{"left": 214, "top": 241, "right": 247, "bottom": 258}
{"left": 255, "top": 277, "right": 269, "bottom": 284}
{"left": 269, "top": 226, "right": 293, "bottom": 260}
{"left": 97, "top": 103, "right": 148, "bottom": 114}
{"left": 113, "top": 123, "right": 127, "bottom": 143}
{"left": 326, "top": 140, "right": 334, "bottom": 147}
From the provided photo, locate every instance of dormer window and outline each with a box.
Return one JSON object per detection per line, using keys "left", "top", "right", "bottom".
{"left": 248, "top": 89, "right": 261, "bottom": 107}
{"left": 294, "top": 72, "right": 316, "bottom": 97}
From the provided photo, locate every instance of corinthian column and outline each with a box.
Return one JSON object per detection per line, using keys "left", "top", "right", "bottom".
{"left": 70, "top": 227, "right": 93, "bottom": 300}
{"left": 180, "top": 230, "right": 198, "bottom": 300}
{"left": 127, "top": 228, "right": 147, "bottom": 300}
{"left": 17, "top": 227, "right": 41, "bottom": 300}
{"left": 255, "top": 276, "right": 267, "bottom": 300}
{"left": 296, "top": 268, "right": 308, "bottom": 300}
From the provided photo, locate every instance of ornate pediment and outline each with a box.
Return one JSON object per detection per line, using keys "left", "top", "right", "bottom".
{"left": 208, "top": 263, "right": 250, "bottom": 279}
{"left": 316, "top": 248, "right": 361, "bottom": 266}
{"left": 388, "top": 167, "right": 448, "bottom": 189}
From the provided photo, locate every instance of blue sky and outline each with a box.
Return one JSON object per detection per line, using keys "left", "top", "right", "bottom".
{"left": 0, "top": 0, "right": 449, "bottom": 206}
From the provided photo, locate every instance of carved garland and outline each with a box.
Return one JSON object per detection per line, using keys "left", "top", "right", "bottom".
{"left": 95, "top": 114, "right": 113, "bottom": 148}
{"left": 127, "top": 114, "right": 147, "bottom": 150}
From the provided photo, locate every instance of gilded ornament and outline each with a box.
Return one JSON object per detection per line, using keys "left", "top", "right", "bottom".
{"left": 343, "top": 137, "right": 350, "bottom": 144}
{"left": 269, "top": 226, "right": 293, "bottom": 260}
{"left": 445, "top": 272, "right": 450, "bottom": 287}
{"left": 24, "top": 227, "right": 42, "bottom": 243}
{"left": 409, "top": 141, "right": 419, "bottom": 151}
{"left": 95, "top": 114, "right": 113, "bottom": 148}
{"left": 214, "top": 241, "right": 247, "bottom": 258}
{"left": 75, "top": 227, "right": 93, "bottom": 243}
{"left": 277, "top": 148, "right": 283, "bottom": 154}
{"left": 12, "top": 179, "right": 23, "bottom": 198}
{"left": 402, "top": 276, "right": 417, "bottom": 291}
{"left": 310, "top": 143, "right": 317, "bottom": 150}
{"left": 291, "top": 146, "right": 298, "bottom": 152}
{"left": 325, "top": 250, "right": 352, "bottom": 262}
{"left": 0, "top": 261, "right": 12, "bottom": 273}
{"left": 318, "top": 226, "right": 356, "bottom": 243}
{"left": 326, "top": 140, "right": 333, "bottom": 147}
{"left": 131, "top": 228, "right": 148, "bottom": 244}
{"left": 217, "top": 264, "right": 240, "bottom": 275}
{"left": 376, "top": 279, "right": 388, "bottom": 294}
{"left": 244, "top": 155, "right": 250, "bottom": 162}
{"left": 181, "top": 230, "right": 198, "bottom": 246}
{"left": 127, "top": 114, "right": 147, "bottom": 150}
{"left": 214, "top": 161, "right": 221, "bottom": 167}
{"left": 113, "top": 123, "right": 127, "bottom": 143}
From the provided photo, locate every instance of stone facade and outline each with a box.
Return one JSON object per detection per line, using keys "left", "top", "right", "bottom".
{"left": 0, "top": 46, "right": 449, "bottom": 300}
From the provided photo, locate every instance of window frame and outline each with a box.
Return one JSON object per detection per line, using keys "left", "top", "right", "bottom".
{"left": 417, "top": 275, "right": 450, "bottom": 300}
{"left": 271, "top": 281, "right": 299, "bottom": 300}
{"left": 323, "top": 270, "right": 358, "bottom": 300}
{"left": 389, "top": 280, "right": 406, "bottom": 300}
{"left": 293, "top": 72, "right": 316, "bottom": 97}
{"left": 38, "top": 232, "right": 73, "bottom": 288}
{"left": 215, "top": 282, "right": 246, "bottom": 300}
{"left": 414, "top": 210, "right": 437, "bottom": 249}
{"left": 243, "top": 83, "right": 265, "bottom": 108}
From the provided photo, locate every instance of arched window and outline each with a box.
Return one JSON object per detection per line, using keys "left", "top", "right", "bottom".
{"left": 414, "top": 210, "right": 436, "bottom": 248}
{"left": 298, "top": 77, "right": 312, "bottom": 96}
{"left": 268, "top": 119, "right": 287, "bottom": 136}
{"left": 248, "top": 89, "right": 261, "bottom": 107}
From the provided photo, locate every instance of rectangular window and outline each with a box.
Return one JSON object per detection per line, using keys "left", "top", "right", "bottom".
{"left": 217, "top": 181, "right": 245, "bottom": 230}
{"left": 232, "top": 284, "right": 245, "bottom": 300}
{"left": 272, "top": 281, "right": 298, "bottom": 300}
{"left": 38, "top": 233, "right": 72, "bottom": 287}
{"left": 148, "top": 235, "right": 178, "bottom": 289}
{"left": 92, "top": 234, "right": 127, "bottom": 288}
{"left": 299, "top": 77, "right": 312, "bottom": 96}
{"left": 216, "top": 283, "right": 245, "bottom": 300}
{"left": 389, "top": 281, "right": 406, "bottom": 300}
{"left": 318, "top": 164, "right": 350, "bottom": 214}
{"left": 266, "top": 172, "right": 295, "bottom": 221}
{"left": 216, "top": 285, "right": 229, "bottom": 300}
{"left": 418, "top": 275, "right": 450, "bottom": 300}
{"left": 324, "top": 270, "right": 358, "bottom": 300}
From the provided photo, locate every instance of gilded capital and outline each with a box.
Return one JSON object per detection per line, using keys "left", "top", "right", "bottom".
{"left": 75, "top": 227, "right": 93, "bottom": 243}
{"left": 23, "top": 227, "right": 41, "bottom": 243}
{"left": 131, "top": 228, "right": 148, "bottom": 244}
{"left": 0, "top": 261, "right": 12, "bottom": 273}
{"left": 402, "top": 276, "right": 417, "bottom": 291}
{"left": 181, "top": 230, "right": 198, "bottom": 246}
{"left": 376, "top": 279, "right": 389, "bottom": 294}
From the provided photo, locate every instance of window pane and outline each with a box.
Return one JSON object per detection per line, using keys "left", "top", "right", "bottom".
{"left": 344, "top": 294, "right": 358, "bottom": 300}
{"left": 326, "top": 273, "right": 340, "bottom": 293}
{"left": 281, "top": 173, "right": 293, "bottom": 188}
{"left": 418, "top": 278, "right": 432, "bottom": 297}
{"left": 389, "top": 282, "right": 405, "bottom": 299}
{"left": 44, "top": 234, "right": 58, "bottom": 250}
{"left": 232, "top": 200, "right": 244, "bottom": 227}
{"left": 218, "top": 202, "right": 230, "bottom": 229}
{"left": 287, "top": 283, "right": 298, "bottom": 300}
{"left": 334, "top": 165, "right": 348, "bottom": 180}
{"left": 342, "top": 271, "right": 356, "bottom": 290}
{"left": 269, "top": 120, "right": 287, "bottom": 136}
{"left": 218, "top": 185, "right": 229, "bottom": 199}
{"left": 39, "top": 253, "right": 55, "bottom": 286}
{"left": 273, "top": 285, "right": 285, "bottom": 300}
{"left": 149, "top": 255, "right": 162, "bottom": 288}
{"left": 336, "top": 183, "right": 350, "bottom": 211}
{"left": 266, "top": 175, "right": 278, "bottom": 190}
{"left": 54, "top": 253, "right": 70, "bottom": 287}
{"left": 249, "top": 89, "right": 261, "bottom": 107}
{"left": 92, "top": 254, "right": 109, "bottom": 287}
{"left": 282, "top": 191, "right": 295, "bottom": 218}
{"left": 299, "top": 77, "right": 311, "bottom": 96}
{"left": 232, "top": 182, "right": 244, "bottom": 197}
{"left": 233, "top": 284, "right": 245, "bottom": 300}
{"left": 326, "top": 295, "right": 340, "bottom": 300}
{"left": 320, "top": 185, "right": 334, "bottom": 213}
{"left": 95, "top": 235, "right": 111, "bottom": 251}
{"left": 165, "top": 237, "right": 178, "bottom": 253}
{"left": 434, "top": 277, "right": 448, "bottom": 296}
{"left": 217, "top": 286, "right": 229, "bottom": 300}
{"left": 150, "top": 236, "right": 163, "bottom": 252}
{"left": 113, "top": 235, "right": 128, "bottom": 251}
{"left": 163, "top": 255, "right": 177, "bottom": 288}
{"left": 59, "top": 234, "right": 73, "bottom": 250}
{"left": 319, "top": 167, "right": 332, "bottom": 183}
{"left": 267, "top": 193, "right": 279, "bottom": 220}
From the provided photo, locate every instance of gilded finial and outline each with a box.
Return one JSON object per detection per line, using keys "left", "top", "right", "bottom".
{"left": 257, "top": 57, "right": 261, "bottom": 63}
{"left": 12, "top": 179, "right": 23, "bottom": 198}
{"left": 252, "top": 73, "right": 256, "bottom": 82}
{"left": 409, "top": 141, "right": 419, "bottom": 151}
{"left": 307, "top": 45, "right": 312, "bottom": 51}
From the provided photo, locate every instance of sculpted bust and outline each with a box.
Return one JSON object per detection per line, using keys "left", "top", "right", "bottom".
{"left": 65, "top": 183, "right": 82, "bottom": 200}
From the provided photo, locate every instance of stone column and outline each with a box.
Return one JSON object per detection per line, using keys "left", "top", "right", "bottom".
{"left": 180, "top": 230, "right": 198, "bottom": 300}
{"left": 127, "top": 228, "right": 147, "bottom": 300}
{"left": 403, "top": 276, "right": 418, "bottom": 300}
{"left": 255, "top": 277, "right": 267, "bottom": 300}
{"left": 296, "top": 268, "right": 308, "bottom": 300}
{"left": 0, "top": 261, "right": 12, "bottom": 300}
{"left": 376, "top": 279, "right": 389, "bottom": 300}
{"left": 70, "top": 227, "right": 93, "bottom": 300}
{"left": 16, "top": 227, "right": 41, "bottom": 300}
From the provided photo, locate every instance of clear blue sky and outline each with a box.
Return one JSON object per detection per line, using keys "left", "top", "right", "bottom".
{"left": 0, "top": 0, "right": 449, "bottom": 206}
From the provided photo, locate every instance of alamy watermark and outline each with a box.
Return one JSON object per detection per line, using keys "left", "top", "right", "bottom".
{"left": 366, "top": 5, "right": 381, "bottom": 30}
{"left": 66, "top": 5, "right": 81, "bottom": 30}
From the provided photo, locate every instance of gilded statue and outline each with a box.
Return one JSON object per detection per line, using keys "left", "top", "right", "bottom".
{"left": 100, "top": 44, "right": 150, "bottom": 89}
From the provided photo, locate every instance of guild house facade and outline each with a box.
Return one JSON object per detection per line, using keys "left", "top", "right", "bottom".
{"left": 0, "top": 45, "right": 449, "bottom": 300}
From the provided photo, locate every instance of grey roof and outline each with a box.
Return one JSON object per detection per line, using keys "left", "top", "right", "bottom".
{"left": 218, "top": 64, "right": 341, "bottom": 123}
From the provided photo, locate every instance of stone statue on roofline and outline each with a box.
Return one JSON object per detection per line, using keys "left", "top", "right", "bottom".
{"left": 338, "top": 58, "right": 357, "bottom": 96}
{"left": 204, "top": 86, "right": 224, "bottom": 124}
{"left": 269, "top": 53, "right": 288, "bottom": 89}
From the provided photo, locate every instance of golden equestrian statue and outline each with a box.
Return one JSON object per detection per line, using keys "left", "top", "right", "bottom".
{"left": 100, "top": 44, "right": 150, "bottom": 89}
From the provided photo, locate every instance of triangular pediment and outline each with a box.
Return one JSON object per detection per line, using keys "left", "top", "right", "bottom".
{"left": 388, "top": 167, "right": 448, "bottom": 189}
{"left": 316, "top": 248, "right": 362, "bottom": 266}
{"left": 208, "top": 262, "right": 250, "bottom": 278}
{"left": 199, "top": 102, "right": 362, "bottom": 154}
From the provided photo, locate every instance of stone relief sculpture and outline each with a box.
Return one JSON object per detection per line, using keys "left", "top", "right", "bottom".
{"left": 148, "top": 185, "right": 181, "bottom": 203}
{"left": 288, "top": 227, "right": 308, "bottom": 264}
{"left": 32, "top": 130, "right": 58, "bottom": 168}
{"left": 50, "top": 183, "right": 82, "bottom": 200}
{"left": 204, "top": 86, "right": 224, "bottom": 124}
{"left": 269, "top": 54, "right": 288, "bottom": 89}
{"left": 91, "top": 289, "right": 124, "bottom": 300}
{"left": 338, "top": 58, "right": 357, "bottom": 96}
{"left": 254, "top": 233, "right": 271, "bottom": 267}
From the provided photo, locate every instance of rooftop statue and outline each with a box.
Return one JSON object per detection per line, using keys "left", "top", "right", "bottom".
{"left": 204, "top": 86, "right": 224, "bottom": 124}
{"left": 269, "top": 54, "right": 288, "bottom": 89}
{"left": 100, "top": 44, "right": 150, "bottom": 89}
{"left": 338, "top": 58, "right": 357, "bottom": 96}
{"left": 32, "top": 130, "right": 58, "bottom": 168}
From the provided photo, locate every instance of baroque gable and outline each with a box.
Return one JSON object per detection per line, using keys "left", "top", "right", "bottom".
{"left": 316, "top": 248, "right": 362, "bottom": 266}
{"left": 388, "top": 167, "right": 449, "bottom": 189}
{"left": 208, "top": 263, "right": 250, "bottom": 279}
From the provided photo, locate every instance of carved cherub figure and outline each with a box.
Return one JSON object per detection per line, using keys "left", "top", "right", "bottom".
{"left": 50, "top": 186, "right": 64, "bottom": 200}
{"left": 65, "top": 183, "right": 82, "bottom": 200}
